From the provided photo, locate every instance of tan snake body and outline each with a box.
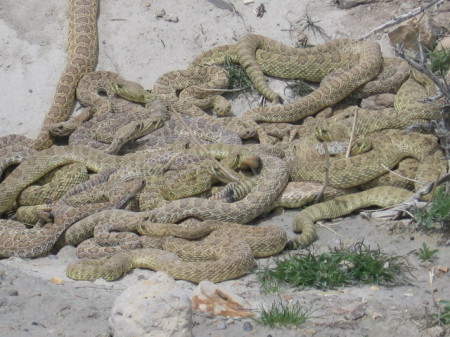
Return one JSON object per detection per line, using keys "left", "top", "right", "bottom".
{"left": 32, "top": 0, "right": 98, "bottom": 150}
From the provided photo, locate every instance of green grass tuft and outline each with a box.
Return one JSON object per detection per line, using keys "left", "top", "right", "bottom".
{"left": 296, "top": 13, "right": 330, "bottom": 42}
{"left": 253, "top": 300, "right": 311, "bottom": 328}
{"left": 427, "top": 48, "right": 450, "bottom": 75}
{"left": 222, "top": 57, "right": 255, "bottom": 94}
{"left": 257, "top": 267, "right": 282, "bottom": 294}
{"left": 416, "top": 243, "right": 439, "bottom": 262}
{"left": 286, "top": 79, "right": 314, "bottom": 97}
{"left": 429, "top": 299, "right": 450, "bottom": 326}
{"left": 413, "top": 187, "right": 450, "bottom": 230}
{"left": 258, "top": 242, "right": 413, "bottom": 291}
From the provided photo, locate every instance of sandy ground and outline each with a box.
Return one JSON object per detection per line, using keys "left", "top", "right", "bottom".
{"left": 0, "top": 0, "right": 449, "bottom": 336}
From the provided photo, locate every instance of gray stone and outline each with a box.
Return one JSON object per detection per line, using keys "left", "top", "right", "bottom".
{"left": 215, "top": 321, "right": 227, "bottom": 330}
{"left": 336, "top": 0, "right": 375, "bottom": 9}
{"left": 243, "top": 321, "right": 254, "bottom": 331}
{"left": 109, "top": 272, "right": 193, "bottom": 337}
{"left": 6, "top": 289, "right": 18, "bottom": 296}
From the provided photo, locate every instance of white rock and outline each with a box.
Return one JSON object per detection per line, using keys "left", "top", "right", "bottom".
{"left": 109, "top": 272, "right": 193, "bottom": 337}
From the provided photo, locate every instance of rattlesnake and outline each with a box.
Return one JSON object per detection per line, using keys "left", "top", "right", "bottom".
{"left": 67, "top": 220, "right": 287, "bottom": 283}
{"left": 191, "top": 34, "right": 383, "bottom": 123}
{"left": 32, "top": 0, "right": 98, "bottom": 150}
{"left": 0, "top": 170, "right": 143, "bottom": 258}
{"left": 289, "top": 130, "right": 447, "bottom": 248}
{"left": 313, "top": 70, "right": 441, "bottom": 142}
{"left": 0, "top": 143, "right": 288, "bottom": 256}
{"left": 291, "top": 186, "right": 415, "bottom": 247}
{"left": 0, "top": 144, "right": 211, "bottom": 215}
{"left": 1, "top": 0, "right": 446, "bottom": 283}
{"left": 0, "top": 135, "right": 37, "bottom": 176}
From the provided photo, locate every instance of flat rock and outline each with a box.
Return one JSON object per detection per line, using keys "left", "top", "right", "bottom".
{"left": 109, "top": 272, "right": 193, "bottom": 337}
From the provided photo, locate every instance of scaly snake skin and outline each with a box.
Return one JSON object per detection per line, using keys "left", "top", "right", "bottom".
{"left": 32, "top": 0, "right": 98, "bottom": 150}
{"left": 0, "top": 0, "right": 447, "bottom": 282}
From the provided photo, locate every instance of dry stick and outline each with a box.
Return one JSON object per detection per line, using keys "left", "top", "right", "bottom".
{"left": 428, "top": 173, "right": 443, "bottom": 203}
{"left": 405, "top": 173, "right": 450, "bottom": 204}
{"left": 226, "top": 0, "right": 250, "bottom": 33}
{"left": 162, "top": 151, "right": 187, "bottom": 172}
{"left": 395, "top": 47, "right": 450, "bottom": 174}
{"left": 401, "top": 173, "right": 450, "bottom": 208}
{"left": 362, "top": 173, "right": 450, "bottom": 219}
{"left": 358, "top": 0, "right": 445, "bottom": 40}
{"left": 396, "top": 46, "right": 450, "bottom": 99}
{"left": 380, "top": 163, "right": 422, "bottom": 184}
{"left": 190, "top": 86, "right": 246, "bottom": 93}
{"left": 315, "top": 142, "right": 330, "bottom": 203}
{"left": 317, "top": 222, "right": 349, "bottom": 242}
{"left": 345, "top": 108, "right": 359, "bottom": 158}
{"left": 167, "top": 104, "right": 241, "bottom": 183}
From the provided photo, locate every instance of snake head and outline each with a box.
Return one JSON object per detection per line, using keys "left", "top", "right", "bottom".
{"left": 222, "top": 152, "right": 261, "bottom": 170}
{"left": 111, "top": 78, "right": 153, "bottom": 103}
{"left": 350, "top": 140, "right": 373, "bottom": 156}
{"left": 314, "top": 126, "right": 333, "bottom": 142}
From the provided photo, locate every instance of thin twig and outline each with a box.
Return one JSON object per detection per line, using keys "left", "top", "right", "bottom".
{"left": 167, "top": 104, "right": 241, "bottom": 182}
{"left": 315, "top": 142, "right": 330, "bottom": 203}
{"left": 226, "top": 0, "right": 251, "bottom": 33}
{"left": 396, "top": 46, "right": 450, "bottom": 98}
{"left": 317, "top": 221, "right": 349, "bottom": 242}
{"left": 189, "top": 86, "right": 248, "bottom": 93}
{"left": 345, "top": 108, "right": 358, "bottom": 158}
{"left": 358, "top": 0, "right": 445, "bottom": 41}
{"left": 363, "top": 173, "right": 450, "bottom": 219}
{"left": 427, "top": 173, "right": 442, "bottom": 203}
{"left": 380, "top": 163, "right": 423, "bottom": 184}
{"left": 162, "top": 151, "right": 186, "bottom": 172}
{"left": 409, "top": 173, "right": 450, "bottom": 201}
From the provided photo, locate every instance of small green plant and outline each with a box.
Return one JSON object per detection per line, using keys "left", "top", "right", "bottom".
{"left": 413, "top": 187, "right": 450, "bottom": 230}
{"left": 427, "top": 48, "right": 450, "bottom": 75}
{"left": 222, "top": 57, "right": 255, "bottom": 94}
{"left": 430, "top": 299, "right": 450, "bottom": 326}
{"left": 257, "top": 266, "right": 281, "bottom": 294}
{"left": 296, "top": 12, "right": 330, "bottom": 42}
{"left": 416, "top": 243, "right": 439, "bottom": 262}
{"left": 286, "top": 79, "right": 314, "bottom": 97}
{"left": 253, "top": 300, "right": 311, "bottom": 328}
{"left": 258, "top": 242, "right": 413, "bottom": 291}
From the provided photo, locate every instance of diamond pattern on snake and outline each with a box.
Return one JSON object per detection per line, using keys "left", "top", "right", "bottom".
{"left": 0, "top": 0, "right": 446, "bottom": 283}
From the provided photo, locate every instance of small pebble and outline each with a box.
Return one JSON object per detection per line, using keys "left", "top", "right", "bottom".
{"left": 243, "top": 321, "right": 253, "bottom": 331}
{"left": 163, "top": 15, "right": 178, "bottom": 23}
{"left": 7, "top": 289, "right": 18, "bottom": 296}
{"left": 87, "top": 310, "right": 100, "bottom": 319}
{"left": 155, "top": 9, "right": 166, "bottom": 17}
{"left": 0, "top": 297, "right": 8, "bottom": 306}
{"left": 216, "top": 321, "right": 227, "bottom": 330}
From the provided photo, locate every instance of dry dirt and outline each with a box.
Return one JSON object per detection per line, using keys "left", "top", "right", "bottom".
{"left": 0, "top": 1, "right": 449, "bottom": 336}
